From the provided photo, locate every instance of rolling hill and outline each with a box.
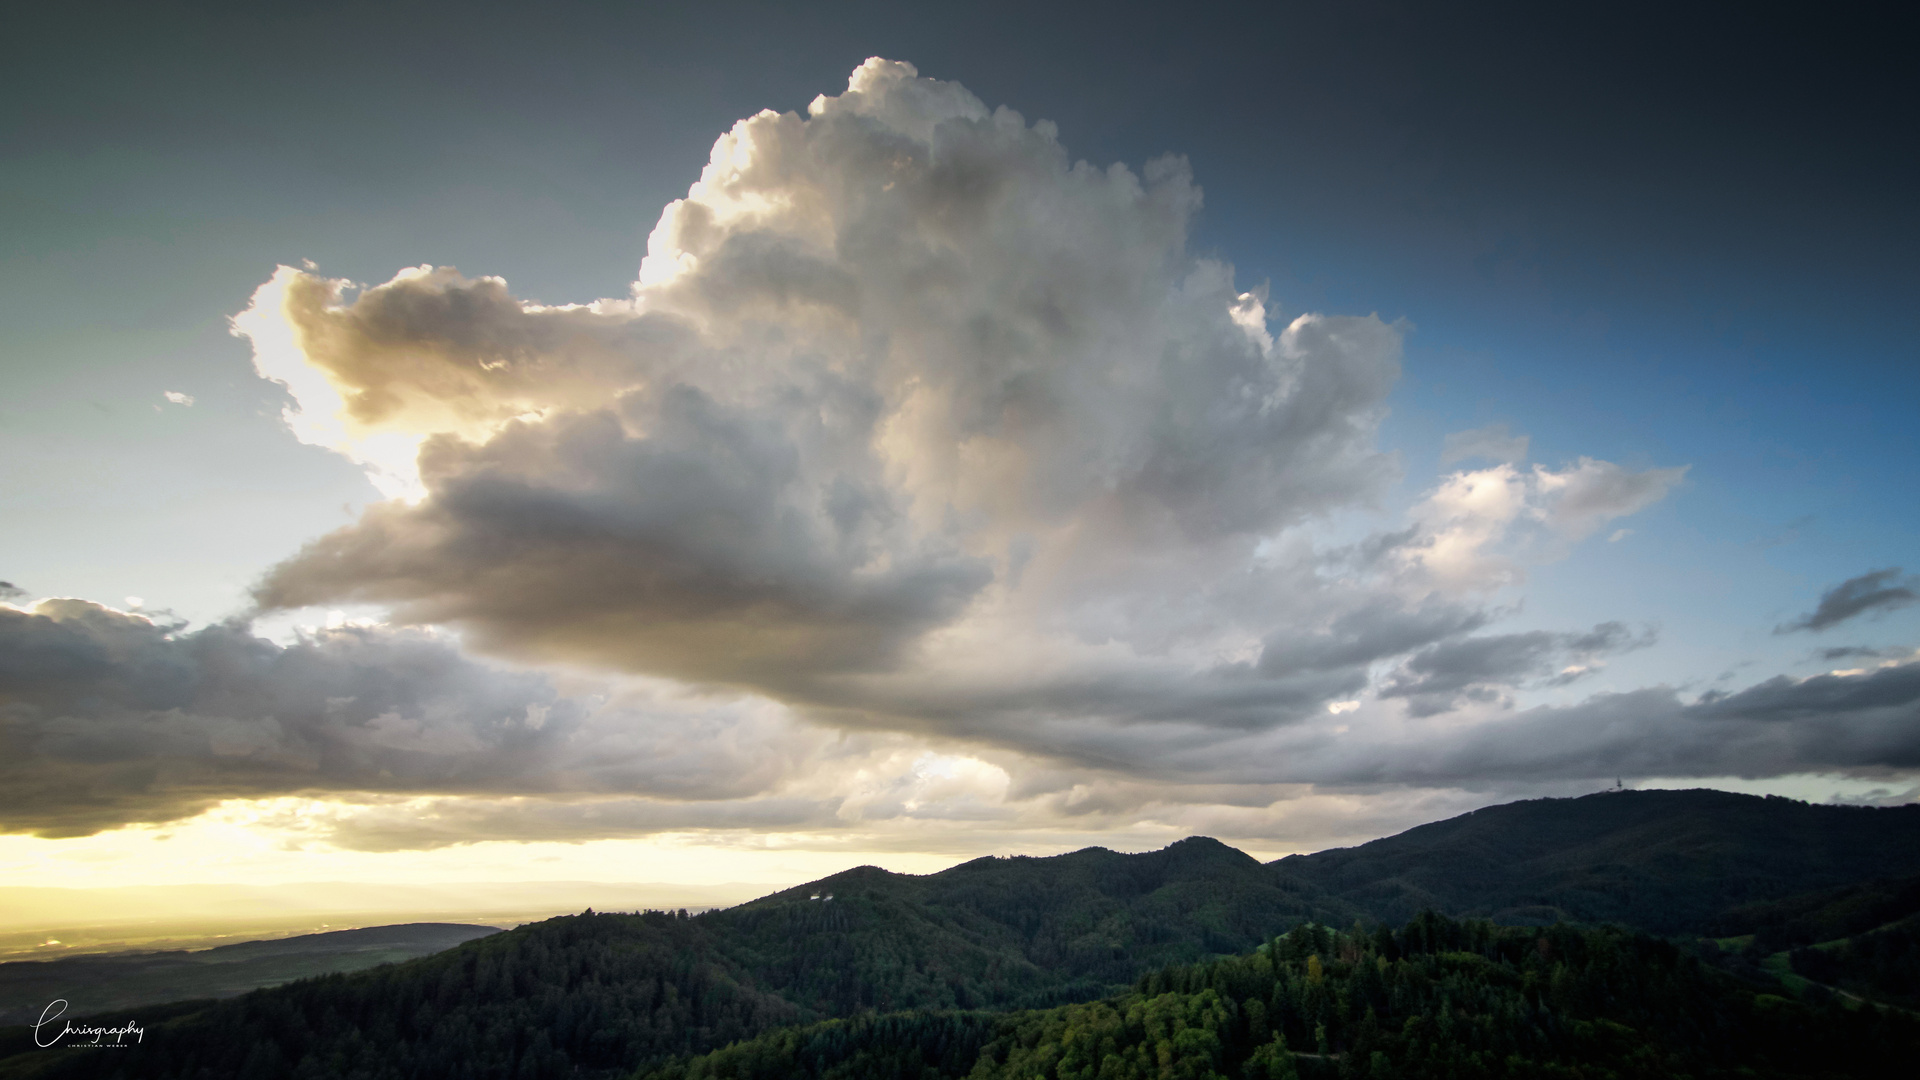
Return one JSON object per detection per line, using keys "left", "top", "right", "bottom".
{"left": 643, "top": 914, "right": 1920, "bottom": 1080}
{"left": 1270, "top": 789, "right": 1920, "bottom": 933}
{"left": 6, "top": 788, "right": 1919, "bottom": 1079}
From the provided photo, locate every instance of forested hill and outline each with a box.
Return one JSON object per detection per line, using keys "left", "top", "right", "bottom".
{"left": 643, "top": 913, "right": 1920, "bottom": 1080}
{"left": 1270, "top": 789, "right": 1920, "bottom": 934}
{"left": 11, "top": 790, "right": 1920, "bottom": 1079}
{"left": 731, "top": 835, "right": 1356, "bottom": 995}
{"left": 6, "top": 839, "right": 1352, "bottom": 1080}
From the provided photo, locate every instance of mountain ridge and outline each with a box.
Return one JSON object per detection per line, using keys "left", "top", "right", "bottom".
{"left": 1269, "top": 788, "right": 1920, "bottom": 933}
{"left": 8, "top": 788, "right": 1920, "bottom": 1079}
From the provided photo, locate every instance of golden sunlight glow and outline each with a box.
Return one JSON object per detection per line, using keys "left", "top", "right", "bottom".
{"left": 0, "top": 799, "right": 967, "bottom": 893}
{"left": 231, "top": 268, "right": 429, "bottom": 501}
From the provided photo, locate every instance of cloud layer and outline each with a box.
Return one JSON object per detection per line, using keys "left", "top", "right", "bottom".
{"left": 5, "top": 593, "right": 1915, "bottom": 844}
{"left": 0, "top": 599, "right": 828, "bottom": 836}
{"left": 1311, "top": 653, "right": 1920, "bottom": 786}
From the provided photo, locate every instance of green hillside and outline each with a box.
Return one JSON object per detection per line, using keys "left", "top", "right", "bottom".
{"left": 1271, "top": 790, "right": 1920, "bottom": 933}
{"left": 641, "top": 914, "right": 1920, "bottom": 1080}
{"left": 1787, "top": 912, "right": 1920, "bottom": 1011}
{"left": 2, "top": 839, "right": 1350, "bottom": 1079}
{"left": 8, "top": 790, "right": 1920, "bottom": 1079}
{"left": 725, "top": 837, "right": 1356, "bottom": 1010}
{"left": 1710, "top": 873, "right": 1920, "bottom": 952}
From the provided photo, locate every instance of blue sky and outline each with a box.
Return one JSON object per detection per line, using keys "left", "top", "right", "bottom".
{"left": 1, "top": 1, "right": 1915, "bottom": 895}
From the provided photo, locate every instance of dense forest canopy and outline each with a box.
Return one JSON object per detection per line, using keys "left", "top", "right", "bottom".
{"left": 644, "top": 914, "right": 1920, "bottom": 1080}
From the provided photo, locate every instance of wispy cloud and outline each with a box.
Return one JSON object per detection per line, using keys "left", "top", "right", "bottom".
{"left": 1439, "top": 422, "right": 1528, "bottom": 465}
{"left": 1777, "top": 568, "right": 1918, "bottom": 634}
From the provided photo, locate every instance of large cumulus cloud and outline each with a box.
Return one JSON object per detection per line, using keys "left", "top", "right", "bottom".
{"left": 239, "top": 60, "right": 1426, "bottom": 729}
{"left": 11, "top": 59, "right": 1778, "bottom": 845}
{"left": 228, "top": 59, "right": 1706, "bottom": 769}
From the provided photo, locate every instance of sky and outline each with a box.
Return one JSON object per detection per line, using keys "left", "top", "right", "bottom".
{"left": 2, "top": 1, "right": 1917, "bottom": 912}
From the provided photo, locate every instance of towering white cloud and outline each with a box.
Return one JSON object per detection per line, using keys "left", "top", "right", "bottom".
{"left": 238, "top": 60, "right": 1420, "bottom": 730}
{"left": 232, "top": 58, "right": 1698, "bottom": 760}
{"left": 0, "top": 59, "right": 1764, "bottom": 847}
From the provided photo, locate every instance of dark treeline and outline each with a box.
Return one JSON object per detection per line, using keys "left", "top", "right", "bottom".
{"left": 1790, "top": 915, "right": 1920, "bottom": 1010}
{"left": 637, "top": 1012, "right": 1006, "bottom": 1080}
{"left": 644, "top": 914, "right": 1920, "bottom": 1080}
{"left": 28, "top": 910, "right": 797, "bottom": 1080}
{"left": 1685, "top": 872, "right": 1920, "bottom": 1007}
{"left": 1712, "top": 873, "right": 1920, "bottom": 953}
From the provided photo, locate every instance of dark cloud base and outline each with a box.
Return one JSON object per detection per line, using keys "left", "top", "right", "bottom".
{"left": 4, "top": 593, "right": 1916, "bottom": 843}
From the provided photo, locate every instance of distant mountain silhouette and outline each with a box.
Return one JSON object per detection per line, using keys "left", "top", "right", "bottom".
{"left": 0, "top": 922, "right": 497, "bottom": 1026}
{"left": 1270, "top": 789, "right": 1920, "bottom": 934}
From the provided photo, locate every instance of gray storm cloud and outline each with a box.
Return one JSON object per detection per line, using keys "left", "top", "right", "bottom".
{"left": 0, "top": 599, "right": 820, "bottom": 836}
{"left": 1379, "top": 622, "right": 1656, "bottom": 717}
{"left": 1305, "top": 656, "right": 1920, "bottom": 786}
